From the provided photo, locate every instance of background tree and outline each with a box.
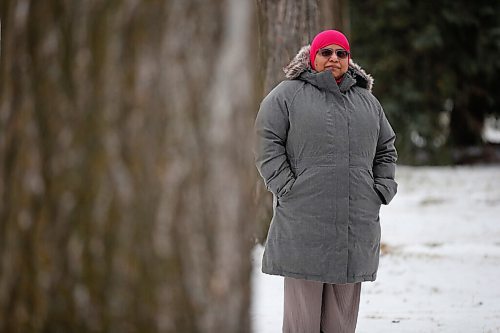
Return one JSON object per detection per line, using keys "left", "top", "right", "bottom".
{"left": 0, "top": 0, "right": 257, "bottom": 332}
{"left": 351, "top": 0, "right": 500, "bottom": 164}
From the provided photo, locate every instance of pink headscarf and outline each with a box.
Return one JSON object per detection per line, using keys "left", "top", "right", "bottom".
{"left": 310, "top": 30, "right": 350, "bottom": 71}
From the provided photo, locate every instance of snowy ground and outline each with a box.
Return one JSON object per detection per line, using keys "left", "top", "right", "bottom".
{"left": 251, "top": 166, "right": 500, "bottom": 332}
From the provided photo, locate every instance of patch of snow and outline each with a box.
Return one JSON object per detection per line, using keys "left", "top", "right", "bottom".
{"left": 483, "top": 116, "right": 500, "bottom": 143}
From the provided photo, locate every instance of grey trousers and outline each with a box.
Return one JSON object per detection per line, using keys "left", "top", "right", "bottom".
{"left": 283, "top": 277, "right": 361, "bottom": 333}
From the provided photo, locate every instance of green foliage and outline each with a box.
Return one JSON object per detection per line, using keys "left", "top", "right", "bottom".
{"left": 351, "top": 0, "right": 500, "bottom": 164}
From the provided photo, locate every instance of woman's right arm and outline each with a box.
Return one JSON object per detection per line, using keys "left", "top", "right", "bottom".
{"left": 254, "top": 88, "right": 296, "bottom": 198}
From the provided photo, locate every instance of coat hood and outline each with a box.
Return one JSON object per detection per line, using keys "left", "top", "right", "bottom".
{"left": 283, "top": 45, "right": 374, "bottom": 92}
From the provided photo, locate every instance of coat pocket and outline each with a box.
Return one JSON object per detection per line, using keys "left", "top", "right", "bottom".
{"left": 277, "top": 168, "right": 307, "bottom": 202}
{"left": 350, "top": 167, "right": 382, "bottom": 216}
{"left": 366, "top": 169, "right": 383, "bottom": 205}
{"left": 276, "top": 166, "right": 334, "bottom": 222}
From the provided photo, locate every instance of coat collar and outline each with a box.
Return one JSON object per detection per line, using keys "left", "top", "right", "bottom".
{"left": 283, "top": 45, "right": 374, "bottom": 93}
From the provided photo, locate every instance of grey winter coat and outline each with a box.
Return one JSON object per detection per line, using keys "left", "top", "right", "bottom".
{"left": 254, "top": 46, "right": 398, "bottom": 284}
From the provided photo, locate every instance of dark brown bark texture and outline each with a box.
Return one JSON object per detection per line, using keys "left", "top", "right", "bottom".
{"left": 0, "top": 0, "right": 257, "bottom": 332}
{"left": 319, "top": 0, "right": 351, "bottom": 38}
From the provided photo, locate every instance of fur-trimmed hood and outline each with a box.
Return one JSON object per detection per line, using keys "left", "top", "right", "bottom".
{"left": 283, "top": 45, "right": 374, "bottom": 92}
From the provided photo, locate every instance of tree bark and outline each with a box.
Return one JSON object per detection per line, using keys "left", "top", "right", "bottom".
{"left": 319, "top": 0, "right": 351, "bottom": 36}
{"left": 0, "top": 0, "right": 257, "bottom": 332}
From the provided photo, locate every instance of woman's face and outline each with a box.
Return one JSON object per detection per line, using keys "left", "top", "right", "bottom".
{"left": 314, "top": 44, "right": 349, "bottom": 79}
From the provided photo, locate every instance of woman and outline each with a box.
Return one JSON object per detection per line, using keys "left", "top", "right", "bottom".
{"left": 254, "top": 30, "right": 398, "bottom": 332}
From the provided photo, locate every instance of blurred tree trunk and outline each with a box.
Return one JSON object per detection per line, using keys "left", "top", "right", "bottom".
{"left": 254, "top": 0, "right": 347, "bottom": 243}
{"left": 0, "top": 0, "right": 256, "bottom": 332}
{"left": 319, "top": 0, "right": 351, "bottom": 36}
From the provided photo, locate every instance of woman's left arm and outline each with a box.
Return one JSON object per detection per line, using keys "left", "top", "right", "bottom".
{"left": 373, "top": 109, "right": 398, "bottom": 205}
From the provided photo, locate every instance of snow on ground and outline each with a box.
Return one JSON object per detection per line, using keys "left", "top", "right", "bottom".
{"left": 251, "top": 166, "right": 500, "bottom": 332}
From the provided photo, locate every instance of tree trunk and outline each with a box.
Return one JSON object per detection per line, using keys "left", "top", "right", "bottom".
{"left": 0, "top": 0, "right": 257, "bottom": 332}
{"left": 319, "top": 0, "right": 351, "bottom": 36}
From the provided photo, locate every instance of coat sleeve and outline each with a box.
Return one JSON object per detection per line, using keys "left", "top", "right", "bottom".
{"left": 254, "top": 87, "right": 296, "bottom": 198}
{"left": 373, "top": 108, "right": 398, "bottom": 205}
